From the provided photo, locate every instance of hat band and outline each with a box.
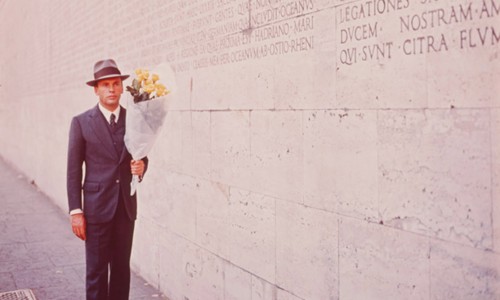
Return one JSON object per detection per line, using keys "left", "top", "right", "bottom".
{"left": 94, "top": 66, "right": 122, "bottom": 80}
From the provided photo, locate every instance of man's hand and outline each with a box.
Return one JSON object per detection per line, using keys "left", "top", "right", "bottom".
{"left": 71, "top": 213, "right": 86, "bottom": 241}
{"left": 130, "top": 159, "right": 145, "bottom": 177}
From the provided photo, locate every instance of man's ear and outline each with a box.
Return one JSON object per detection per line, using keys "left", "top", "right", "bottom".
{"left": 94, "top": 85, "right": 98, "bottom": 95}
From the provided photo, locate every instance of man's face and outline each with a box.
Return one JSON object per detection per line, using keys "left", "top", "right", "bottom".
{"left": 94, "top": 77, "right": 123, "bottom": 110}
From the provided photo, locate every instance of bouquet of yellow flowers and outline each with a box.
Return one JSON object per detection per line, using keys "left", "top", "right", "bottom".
{"left": 124, "top": 64, "right": 175, "bottom": 195}
{"left": 126, "top": 69, "right": 169, "bottom": 103}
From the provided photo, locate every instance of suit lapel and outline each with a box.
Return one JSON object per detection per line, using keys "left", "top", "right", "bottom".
{"left": 89, "top": 105, "right": 119, "bottom": 160}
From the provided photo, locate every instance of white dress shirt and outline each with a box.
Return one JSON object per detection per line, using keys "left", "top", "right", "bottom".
{"left": 98, "top": 103, "right": 120, "bottom": 124}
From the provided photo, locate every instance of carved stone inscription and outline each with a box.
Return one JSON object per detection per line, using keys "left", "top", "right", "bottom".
{"left": 187, "top": 0, "right": 316, "bottom": 72}
{"left": 109, "top": 0, "right": 317, "bottom": 73}
{"left": 337, "top": 0, "right": 500, "bottom": 66}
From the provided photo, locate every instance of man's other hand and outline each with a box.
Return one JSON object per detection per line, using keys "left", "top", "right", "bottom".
{"left": 71, "top": 213, "right": 86, "bottom": 241}
{"left": 130, "top": 159, "right": 145, "bottom": 177}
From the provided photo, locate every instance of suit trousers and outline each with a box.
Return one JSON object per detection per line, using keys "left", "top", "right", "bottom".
{"left": 85, "top": 191, "right": 135, "bottom": 300}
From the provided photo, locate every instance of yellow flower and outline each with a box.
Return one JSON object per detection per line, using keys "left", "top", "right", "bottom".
{"left": 156, "top": 89, "right": 168, "bottom": 97}
{"left": 142, "top": 70, "right": 150, "bottom": 80}
{"left": 135, "top": 68, "right": 143, "bottom": 76}
{"left": 155, "top": 83, "right": 165, "bottom": 89}
{"left": 152, "top": 74, "right": 159, "bottom": 83}
{"left": 143, "top": 84, "right": 155, "bottom": 94}
{"left": 155, "top": 82, "right": 169, "bottom": 96}
{"left": 137, "top": 74, "right": 144, "bottom": 82}
{"left": 145, "top": 79, "right": 153, "bottom": 86}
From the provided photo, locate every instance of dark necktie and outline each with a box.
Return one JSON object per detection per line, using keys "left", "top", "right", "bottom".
{"left": 110, "top": 113, "right": 116, "bottom": 127}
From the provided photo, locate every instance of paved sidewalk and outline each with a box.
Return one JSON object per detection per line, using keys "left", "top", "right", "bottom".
{"left": 0, "top": 157, "right": 166, "bottom": 300}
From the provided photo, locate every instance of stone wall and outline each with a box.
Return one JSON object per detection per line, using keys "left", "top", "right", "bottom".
{"left": 0, "top": 0, "right": 498, "bottom": 299}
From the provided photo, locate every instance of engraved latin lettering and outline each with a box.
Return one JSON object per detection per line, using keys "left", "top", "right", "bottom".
{"left": 237, "top": 2, "right": 250, "bottom": 15}
{"left": 253, "top": 23, "right": 290, "bottom": 42}
{"left": 207, "top": 19, "right": 241, "bottom": 40}
{"left": 293, "top": 15, "right": 314, "bottom": 34}
{"left": 340, "top": 22, "right": 378, "bottom": 44}
{"left": 400, "top": 4, "right": 473, "bottom": 33}
{"left": 269, "top": 37, "right": 313, "bottom": 55}
{"left": 360, "top": 41, "right": 393, "bottom": 61}
{"left": 402, "top": 34, "right": 448, "bottom": 55}
{"left": 479, "top": 0, "right": 500, "bottom": 18}
{"left": 460, "top": 27, "right": 500, "bottom": 48}
{"left": 215, "top": 7, "right": 234, "bottom": 23}
{"left": 252, "top": 0, "right": 314, "bottom": 26}
{"left": 338, "top": 0, "right": 410, "bottom": 24}
{"left": 340, "top": 47, "right": 357, "bottom": 65}
{"left": 338, "top": 0, "right": 497, "bottom": 66}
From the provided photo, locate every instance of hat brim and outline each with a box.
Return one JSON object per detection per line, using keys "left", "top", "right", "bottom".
{"left": 86, "top": 74, "right": 130, "bottom": 86}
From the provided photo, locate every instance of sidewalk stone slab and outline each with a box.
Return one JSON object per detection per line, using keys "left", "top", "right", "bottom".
{"left": 0, "top": 157, "right": 167, "bottom": 299}
{"left": 0, "top": 272, "right": 16, "bottom": 291}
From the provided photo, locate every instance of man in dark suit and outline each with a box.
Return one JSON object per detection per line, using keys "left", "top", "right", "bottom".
{"left": 67, "top": 59, "right": 148, "bottom": 300}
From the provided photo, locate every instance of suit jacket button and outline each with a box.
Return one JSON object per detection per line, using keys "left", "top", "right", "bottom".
{"left": 116, "top": 179, "right": 120, "bottom": 183}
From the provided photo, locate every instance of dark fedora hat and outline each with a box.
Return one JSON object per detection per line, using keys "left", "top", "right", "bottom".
{"left": 86, "top": 59, "right": 129, "bottom": 86}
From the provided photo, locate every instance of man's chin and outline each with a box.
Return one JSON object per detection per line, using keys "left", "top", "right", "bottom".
{"left": 105, "top": 98, "right": 120, "bottom": 105}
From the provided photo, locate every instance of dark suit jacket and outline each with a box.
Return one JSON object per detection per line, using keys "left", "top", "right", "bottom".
{"left": 67, "top": 104, "right": 147, "bottom": 224}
